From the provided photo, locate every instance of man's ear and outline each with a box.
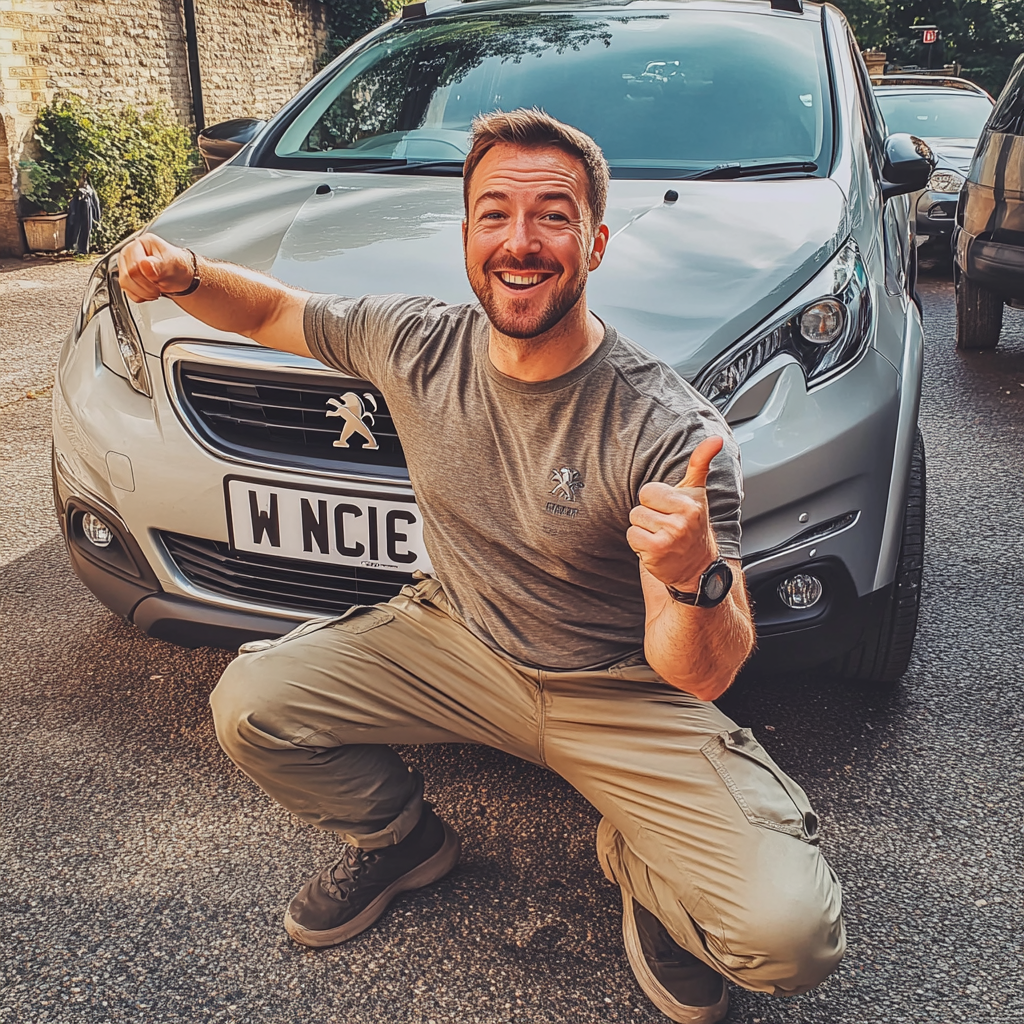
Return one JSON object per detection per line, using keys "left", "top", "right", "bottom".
{"left": 589, "top": 223, "right": 610, "bottom": 271}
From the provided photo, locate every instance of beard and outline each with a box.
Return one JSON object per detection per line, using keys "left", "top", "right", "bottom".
{"left": 468, "top": 253, "right": 587, "bottom": 341}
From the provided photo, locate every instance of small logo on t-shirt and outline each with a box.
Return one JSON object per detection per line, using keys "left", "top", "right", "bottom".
{"left": 549, "top": 467, "right": 584, "bottom": 503}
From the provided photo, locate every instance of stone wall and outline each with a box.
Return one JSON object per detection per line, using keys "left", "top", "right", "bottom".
{"left": 0, "top": 0, "right": 328, "bottom": 255}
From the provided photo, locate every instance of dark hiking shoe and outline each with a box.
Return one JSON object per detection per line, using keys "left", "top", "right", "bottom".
{"left": 284, "top": 804, "right": 460, "bottom": 948}
{"left": 622, "top": 895, "right": 729, "bottom": 1024}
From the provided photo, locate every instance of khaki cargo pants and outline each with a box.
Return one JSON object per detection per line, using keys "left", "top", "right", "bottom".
{"left": 211, "top": 576, "right": 845, "bottom": 996}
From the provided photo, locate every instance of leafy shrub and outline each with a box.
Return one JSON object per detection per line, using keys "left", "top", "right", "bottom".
{"left": 319, "top": 0, "right": 405, "bottom": 65}
{"left": 21, "top": 95, "right": 198, "bottom": 252}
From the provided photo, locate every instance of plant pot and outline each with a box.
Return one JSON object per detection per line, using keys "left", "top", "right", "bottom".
{"left": 22, "top": 213, "right": 67, "bottom": 252}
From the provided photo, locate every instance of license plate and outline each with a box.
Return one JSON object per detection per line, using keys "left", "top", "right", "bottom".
{"left": 226, "top": 477, "right": 432, "bottom": 573}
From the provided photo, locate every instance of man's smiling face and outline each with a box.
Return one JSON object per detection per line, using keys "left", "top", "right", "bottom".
{"left": 463, "top": 142, "right": 607, "bottom": 341}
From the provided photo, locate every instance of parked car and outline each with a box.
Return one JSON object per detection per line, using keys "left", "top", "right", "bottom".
{"left": 53, "top": 0, "right": 933, "bottom": 683}
{"left": 953, "top": 54, "right": 1024, "bottom": 348}
{"left": 873, "top": 75, "right": 993, "bottom": 253}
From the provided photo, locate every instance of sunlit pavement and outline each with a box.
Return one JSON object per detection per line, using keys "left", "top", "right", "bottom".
{"left": 1, "top": 256, "right": 1022, "bottom": 1023}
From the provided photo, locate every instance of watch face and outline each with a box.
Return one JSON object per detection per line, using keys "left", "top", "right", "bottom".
{"left": 704, "top": 568, "right": 729, "bottom": 602}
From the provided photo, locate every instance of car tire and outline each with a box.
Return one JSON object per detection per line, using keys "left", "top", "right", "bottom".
{"left": 955, "top": 269, "right": 1003, "bottom": 349}
{"left": 832, "top": 429, "right": 925, "bottom": 685}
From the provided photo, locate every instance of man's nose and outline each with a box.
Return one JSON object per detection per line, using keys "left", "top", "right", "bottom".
{"left": 502, "top": 213, "right": 542, "bottom": 257}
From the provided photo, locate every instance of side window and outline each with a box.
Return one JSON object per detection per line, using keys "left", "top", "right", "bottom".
{"left": 847, "top": 31, "right": 886, "bottom": 177}
{"left": 989, "top": 56, "right": 1024, "bottom": 135}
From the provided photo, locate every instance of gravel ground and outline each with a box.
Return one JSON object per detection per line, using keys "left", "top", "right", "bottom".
{"left": 1, "top": 259, "right": 1022, "bottom": 1023}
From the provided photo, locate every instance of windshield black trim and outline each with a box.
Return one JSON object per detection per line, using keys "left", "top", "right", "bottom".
{"left": 820, "top": 7, "right": 841, "bottom": 177}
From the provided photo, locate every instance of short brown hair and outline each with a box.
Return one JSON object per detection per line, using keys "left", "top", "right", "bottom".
{"left": 463, "top": 108, "right": 610, "bottom": 230}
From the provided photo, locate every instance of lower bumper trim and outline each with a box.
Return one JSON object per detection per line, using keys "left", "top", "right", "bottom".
{"left": 132, "top": 595, "right": 297, "bottom": 649}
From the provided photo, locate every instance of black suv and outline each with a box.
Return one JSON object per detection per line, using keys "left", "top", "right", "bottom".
{"left": 954, "top": 54, "right": 1024, "bottom": 348}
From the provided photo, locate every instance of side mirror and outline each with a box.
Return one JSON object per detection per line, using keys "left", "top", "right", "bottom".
{"left": 880, "top": 133, "right": 936, "bottom": 200}
{"left": 197, "top": 118, "right": 267, "bottom": 172}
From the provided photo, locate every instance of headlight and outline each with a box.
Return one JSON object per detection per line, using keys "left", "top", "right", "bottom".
{"left": 75, "top": 256, "right": 111, "bottom": 338}
{"left": 107, "top": 268, "right": 152, "bottom": 397}
{"left": 927, "top": 169, "right": 966, "bottom": 194}
{"left": 694, "top": 237, "right": 872, "bottom": 410}
{"left": 84, "top": 255, "right": 153, "bottom": 398}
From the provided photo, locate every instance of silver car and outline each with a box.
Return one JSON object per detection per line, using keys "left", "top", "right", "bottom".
{"left": 873, "top": 76, "right": 993, "bottom": 251}
{"left": 53, "top": 0, "right": 933, "bottom": 683}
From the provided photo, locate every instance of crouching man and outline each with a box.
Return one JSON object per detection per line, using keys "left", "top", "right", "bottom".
{"left": 118, "top": 109, "right": 844, "bottom": 1023}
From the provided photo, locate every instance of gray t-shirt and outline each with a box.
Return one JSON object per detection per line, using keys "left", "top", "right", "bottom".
{"left": 305, "top": 293, "right": 742, "bottom": 670}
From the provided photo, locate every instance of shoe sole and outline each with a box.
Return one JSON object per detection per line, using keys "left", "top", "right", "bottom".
{"left": 620, "top": 892, "right": 729, "bottom": 1024}
{"left": 284, "top": 822, "right": 461, "bottom": 948}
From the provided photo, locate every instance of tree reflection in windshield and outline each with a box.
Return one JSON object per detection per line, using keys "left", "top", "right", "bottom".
{"left": 303, "top": 15, "right": 614, "bottom": 156}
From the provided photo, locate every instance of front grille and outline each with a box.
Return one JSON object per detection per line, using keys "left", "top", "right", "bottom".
{"left": 176, "top": 363, "right": 407, "bottom": 475}
{"left": 162, "top": 532, "right": 412, "bottom": 615}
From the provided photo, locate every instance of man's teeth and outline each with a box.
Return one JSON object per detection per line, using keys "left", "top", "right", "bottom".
{"left": 498, "top": 272, "right": 545, "bottom": 285}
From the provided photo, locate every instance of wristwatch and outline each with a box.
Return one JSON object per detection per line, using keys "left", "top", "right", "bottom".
{"left": 666, "top": 558, "right": 734, "bottom": 608}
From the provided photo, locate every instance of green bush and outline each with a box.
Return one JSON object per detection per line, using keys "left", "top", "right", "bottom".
{"left": 21, "top": 95, "right": 198, "bottom": 252}
{"left": 319, "top": 0, "right": 405, "bottom": 65}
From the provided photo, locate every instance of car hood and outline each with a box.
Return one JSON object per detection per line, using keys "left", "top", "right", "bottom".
{"left": 921, "top": 137, "right": 978, "bottom": 174}
{"left": 148, "top": 166, "right": 849, "bottom": 379}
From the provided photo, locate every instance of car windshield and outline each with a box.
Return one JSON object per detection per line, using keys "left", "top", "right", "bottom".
{"left": 875, "top": 90, "right": 992, "bottom": 139}
{"left": 266, "top": 9, "right": 832, "bottom": 177}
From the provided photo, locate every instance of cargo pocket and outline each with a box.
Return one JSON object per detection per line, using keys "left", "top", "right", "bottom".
{"left": 238, "top": 605, "right": 394, "bottom": 653}
{"left": 701, "top": 728, "right": 819, "bottom": 844}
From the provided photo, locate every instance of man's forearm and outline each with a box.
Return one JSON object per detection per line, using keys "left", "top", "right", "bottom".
{"left": 117, "top": 234, "right": 312, "bottom": 358}
{"left": 641, "top": 561, "right": 755, "bottom": 700}
{"left": 172, "top": 256, "right": 311, "bottom": 354}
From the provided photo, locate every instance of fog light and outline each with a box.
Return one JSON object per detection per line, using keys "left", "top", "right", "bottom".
{"left": 82, "top": 512, "right": 113, "bottom": 548}
{"left": 778, "top": 574, "right": 823, "bottom": 609}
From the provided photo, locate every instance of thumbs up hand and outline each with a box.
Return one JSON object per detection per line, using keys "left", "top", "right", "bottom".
{"left": 626, "top": 435, "right": 724, "bottom": 591}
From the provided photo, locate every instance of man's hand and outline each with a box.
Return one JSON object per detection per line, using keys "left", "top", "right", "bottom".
{"left": 627, "top": 435, "right": 724, "bottom": 591}
{"left": 117, "top": 233, "right": 196, "bottom": 303}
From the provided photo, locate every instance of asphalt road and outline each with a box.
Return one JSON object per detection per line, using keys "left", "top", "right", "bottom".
{"left": 1, "top": 255, "right": 1022, "bottom": 1024}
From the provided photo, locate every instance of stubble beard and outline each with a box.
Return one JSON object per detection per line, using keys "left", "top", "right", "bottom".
{"left": 469, "top": 255, "right": 588, "bottom": 345}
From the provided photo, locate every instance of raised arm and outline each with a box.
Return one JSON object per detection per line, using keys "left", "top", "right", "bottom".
{"left": 116, "top": 233, "right": 312, "bottom": 358}
{"left": 627, "top": 436, "right": 755, "bottom": 700}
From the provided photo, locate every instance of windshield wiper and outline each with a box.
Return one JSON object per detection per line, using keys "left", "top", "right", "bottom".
{"left": 368, "top": 160, "right": 464, "bottom": 176}
{"left": 681, "top": 161, "right": 819, "bottom": 180}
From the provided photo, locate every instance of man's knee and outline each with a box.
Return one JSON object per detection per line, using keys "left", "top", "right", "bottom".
{"left": 720, "top": 889, "right": 845, "bottom": 995}
{"left": 209, "top": 650, "right": 289, "bottom": 761}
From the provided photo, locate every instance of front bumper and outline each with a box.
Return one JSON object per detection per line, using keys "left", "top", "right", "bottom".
{"left": 54, "top": 303, "right": 920, "bottom": 664}
{"left": 914, "top": 189, "right": 958, "bottom": 242}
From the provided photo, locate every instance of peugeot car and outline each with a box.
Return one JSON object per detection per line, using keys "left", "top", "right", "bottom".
{"left": 53, "top": 0, "right": 933, "bottom": 683}
{"left": 872, "top": 75, "right": 993, "bottom": 253}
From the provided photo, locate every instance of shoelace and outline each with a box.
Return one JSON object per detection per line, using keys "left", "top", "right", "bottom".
{"left": 322, "top": 845, "right": 377, "bottom": 900}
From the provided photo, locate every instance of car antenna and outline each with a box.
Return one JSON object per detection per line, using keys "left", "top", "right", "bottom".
{"left": 770, "top": 0, "right": 804, "bottom": 11}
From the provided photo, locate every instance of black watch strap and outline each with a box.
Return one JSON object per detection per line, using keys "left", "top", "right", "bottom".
{"left": 666, "top": 558, "right": 733, "bottom": 609}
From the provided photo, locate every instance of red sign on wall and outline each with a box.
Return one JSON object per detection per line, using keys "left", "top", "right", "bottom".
{"left": 922, "top": 28, "right": 938, "bottom": 44}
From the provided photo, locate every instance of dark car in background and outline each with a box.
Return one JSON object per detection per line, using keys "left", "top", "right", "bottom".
{"left": 873, "top": 76, "right": 993, "bottom": 255}
{"left": 954, "top": 54, "right": 1024, "bottom": 348}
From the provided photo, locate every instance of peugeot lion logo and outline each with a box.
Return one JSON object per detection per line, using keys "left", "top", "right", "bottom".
{"left": 550, "top": 467, "right": 584, "bottom": 502}
{"left": 326, "top": 392, "right": 379, "bottom": 450}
